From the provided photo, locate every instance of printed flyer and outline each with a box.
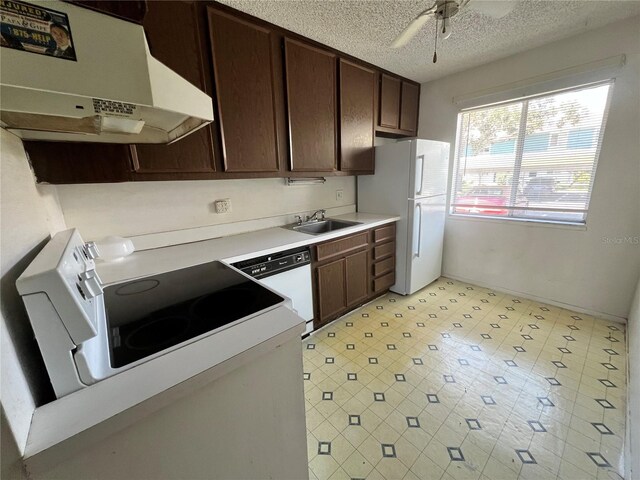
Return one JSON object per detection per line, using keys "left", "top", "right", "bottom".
{"left": 1, "top": 0, "right": 76, "bottom": 61}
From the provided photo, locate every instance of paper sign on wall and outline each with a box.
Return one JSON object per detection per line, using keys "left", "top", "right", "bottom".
{"left": 0, "top": 0, "right": 76, "bottom": 61}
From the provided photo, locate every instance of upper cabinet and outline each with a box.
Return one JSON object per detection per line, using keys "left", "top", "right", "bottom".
{"left": 25, "top": 2, "right": 420, "bottom": 184}
{"left": 68, "top": 1, "right": 147, "bottom": 24}
{"left": 284, "top": 39, "right": 337, "bottom": 172}
{"left": 379, "top": 74, "right": 402, "bottom": 129}
{"left": 377, "top": 74, "right": 420, "bottom": 137}
{"left": 339, "top": 60, "right": 376, "bottom": 174}
{"left": 400, "top": 82, "right": 420, "bottom": 134}
{"left": 207, "top": 8, "right": 282, "bottom": 173}
{"left": 132, "top": 0, "right": 216, "bottom": 177}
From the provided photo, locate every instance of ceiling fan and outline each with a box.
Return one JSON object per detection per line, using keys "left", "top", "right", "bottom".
{"left": 391, "top": 0, "right": 518, "bottom": 62}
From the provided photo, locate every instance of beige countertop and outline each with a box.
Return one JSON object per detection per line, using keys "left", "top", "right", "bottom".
{"left": 96, "top": 212, "right": 400, "bottom": 285}
{"left": 24, "top": 212, "right": 398, "bottom": 469}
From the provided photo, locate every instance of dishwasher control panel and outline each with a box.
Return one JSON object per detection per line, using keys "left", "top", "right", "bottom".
{"left": 232, "top": 247, "right": 311, "bottom": 280}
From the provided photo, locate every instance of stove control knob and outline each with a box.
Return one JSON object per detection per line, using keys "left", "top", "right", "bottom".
{"left": 78, "top": 270, "right": 103, "bottom": 298}
{"left": 84, "top": 242, "right": 100, "bottom": 260}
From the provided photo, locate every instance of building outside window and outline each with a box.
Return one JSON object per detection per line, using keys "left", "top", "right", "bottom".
{"left": 450, "top": 81, "right": 613, "bottom": 223}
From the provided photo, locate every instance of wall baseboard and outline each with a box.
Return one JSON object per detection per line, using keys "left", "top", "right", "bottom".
{"left": 443, "top": 272, "right": 628, "bottom": 324}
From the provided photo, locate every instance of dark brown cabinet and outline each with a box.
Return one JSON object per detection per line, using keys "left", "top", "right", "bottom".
{"left": 312, "top": 224, "right": 396, "bottom": 328}
{"left": 26, "top": 0, "right": 217, "bottom": 183}
{"left": 339, "top": 60, "right": 375, "bottom": 174}
{"left": 132, "top": 0, "right": 216, "bottom": 177}
{"left": 70, "top": 1, "right": 147, "bottom": 24}
{"left": 379, "top": 74, "right": 401, "bottom": 129}
{"left": 25, "top": 142, "right": 132, "bottom": 184}
{"left": 26, "top": 3, "right": 420, "bottom": 184}
{"left": 371, "top": 224, "right": 396, "bottom": 296}
{"left": 345, "top": 250, "right": 368, "bottom": 307}
{"left": 284, "top": 39, "right": 337, "bottom": 172}
{"left": 316, "top": 249, "right": 368, "bottom": 325}
{"left": 377, "top": 75, "right": 420, "bottom": 137}
{"left": 316, "top": 260, "right": 347, "bottom": 322}
{"left": 400, "top": 82, "right": 420, "bottom": 134}
{"left": 208, "top": 8, "right": 281, "bottom": 173}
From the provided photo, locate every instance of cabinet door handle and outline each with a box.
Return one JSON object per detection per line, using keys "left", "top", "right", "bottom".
{"left": 128, "top": 145, "right": 140, "bottom": 172}
{"left": 414, "top": 203, "right": 422, "bottom": 257}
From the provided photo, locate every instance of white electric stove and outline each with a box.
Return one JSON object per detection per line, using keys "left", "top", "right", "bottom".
{"left": 17, "top": 229, "right": 286, "bottom": 398}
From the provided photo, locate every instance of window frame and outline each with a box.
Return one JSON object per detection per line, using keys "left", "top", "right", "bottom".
{"left": 449, "top": 80, "right": 614, "bottom": 226}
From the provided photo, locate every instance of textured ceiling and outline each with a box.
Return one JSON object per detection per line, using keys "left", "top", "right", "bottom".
{"left": 217, "top": 0, "right": 640, "bottom": 83}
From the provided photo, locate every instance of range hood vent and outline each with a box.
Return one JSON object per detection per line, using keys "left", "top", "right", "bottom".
{"left": 0, "top": 0, "right": 213, "bottom": 144}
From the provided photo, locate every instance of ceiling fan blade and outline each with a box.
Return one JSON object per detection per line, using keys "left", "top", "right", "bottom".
{"left": 391, "top": 8, "right": 435, "bottom": 48}
{"left": 465, "top": 0, "right": 518, "bottom": 18}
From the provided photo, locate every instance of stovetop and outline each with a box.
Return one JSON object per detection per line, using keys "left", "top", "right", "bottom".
{"left": 104, "top": 261, "right": 284, "bottom": 368}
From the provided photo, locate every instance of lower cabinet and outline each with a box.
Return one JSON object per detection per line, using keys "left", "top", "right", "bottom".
{"left": 316, "top": 259, "right": 347, "bottom": 321}
{"left": 371, "top": 223, "right": 396, "bottom": 295}
{"left": 312, "top": 223, "right": 396, "bottom": 329}
{"left": 345, "top": 250, "right": 368, "bottom": 307}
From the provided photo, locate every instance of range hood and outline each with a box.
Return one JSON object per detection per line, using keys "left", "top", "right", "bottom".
{"left": 0, "top": 0, "right": 213, "bottom": 144}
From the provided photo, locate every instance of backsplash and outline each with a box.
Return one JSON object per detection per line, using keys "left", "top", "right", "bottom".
{"left": 55, "top": 176, "right": 357, "bottom": 242}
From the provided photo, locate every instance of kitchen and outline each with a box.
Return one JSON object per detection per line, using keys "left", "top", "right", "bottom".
{"left": 1, "top": 1, "right": 639, "bottom": 480}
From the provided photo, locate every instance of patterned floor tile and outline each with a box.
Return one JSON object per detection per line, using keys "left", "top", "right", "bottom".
{"left": 304, "top": 278, "right": 627, "bottom": 480}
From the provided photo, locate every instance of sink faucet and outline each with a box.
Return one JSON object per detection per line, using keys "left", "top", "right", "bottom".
{"left": 306, "top": 209, "right": 326, "bottom": 222}
{"left": 294, "top": 215, "right": 303, "bottom": 225}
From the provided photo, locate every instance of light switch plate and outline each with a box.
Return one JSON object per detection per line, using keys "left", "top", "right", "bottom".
{"left": 336, "top": 190, "right": 344, "bottom": 201}
{"left": 215, "top": 198, "right": 232, "bottom": 213}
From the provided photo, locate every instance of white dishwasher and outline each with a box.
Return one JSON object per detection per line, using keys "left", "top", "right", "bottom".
{"left": 232, "top": 247, "right": 315, "bottom": 336}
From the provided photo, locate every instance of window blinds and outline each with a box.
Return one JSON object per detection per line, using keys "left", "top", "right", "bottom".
{"left": 451, "top": 81, "right": 613, "bottom": 224}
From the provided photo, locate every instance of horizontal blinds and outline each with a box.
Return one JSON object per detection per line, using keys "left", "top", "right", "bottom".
{"left": 451, "top": 82, "right": 613, "bottom": 223}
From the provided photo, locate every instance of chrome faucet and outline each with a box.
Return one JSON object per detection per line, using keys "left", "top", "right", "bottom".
{"left": 294, "top": 215, "right": 304, "bottom": 225}
{"left": 306, "top": 209, "right": 326, "bottom": 222}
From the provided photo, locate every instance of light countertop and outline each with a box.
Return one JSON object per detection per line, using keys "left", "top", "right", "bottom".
{"left": 24, "top": 212, "right": 398, "bottom": 469}
{"left": 96, "top": 213, "right": 400, "bottom": 285}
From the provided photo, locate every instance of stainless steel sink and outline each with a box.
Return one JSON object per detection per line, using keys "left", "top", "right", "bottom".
{"left": 284, "top": 219, "right": 362, "bottom": 235}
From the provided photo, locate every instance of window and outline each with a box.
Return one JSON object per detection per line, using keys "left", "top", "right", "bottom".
{"left": 451, "top": 82, "right": 612, "bottom": 223}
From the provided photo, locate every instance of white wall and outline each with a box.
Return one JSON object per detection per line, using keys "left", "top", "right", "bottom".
{"left": 0, "top": 129, "right": 67, "bottom": 477}
{"left": 29, "top": 336, "right": 308, "bottom": 480}
{"left": 55, "top": 176, "right": 356, "bottom": 242}
{"left": 627, "top": 277, "right": 640, "bottom": 480}
{"left": 418, "top": 16, "right": 640, "bottom": 320}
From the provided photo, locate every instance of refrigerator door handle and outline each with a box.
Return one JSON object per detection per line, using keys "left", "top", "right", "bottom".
{"left": 414, "top": 203, "right": 422, "bottom": 257}
{"left": 415, "top": 155, "right": 425, "bottom": 197}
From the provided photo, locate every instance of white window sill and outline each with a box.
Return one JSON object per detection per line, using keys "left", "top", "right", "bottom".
{"left": 446, "top": 213, "right": 588, "bottom": 231}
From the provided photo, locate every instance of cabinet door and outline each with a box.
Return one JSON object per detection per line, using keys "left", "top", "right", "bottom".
{"left": 284, "top": 38, "right": 337, "bottom": 172}
{"left": 316, "top": 259, "right": 346, "bottom": 324}
{"left": 345, "top": 250, "right": 368, "bottom": 308}
{"left": 132, "top": 1, "right": 215, "bottom": 174}
{"left": 400, "top": 81, "right": 420, "bottom": 134}
{"left": 70, "top": 1, "right": 147, "bottom": 23}
{"left": 379, "top": 74, "right": 401, "bottom": 129}
{"left": 339, "top": 60, "right": 375, "bottom": 173}
{"left": 24, "top": 142, "right": 132, "bottom": 184}
{"left": 208, "top": 8, "right": 280, "bottom": 173}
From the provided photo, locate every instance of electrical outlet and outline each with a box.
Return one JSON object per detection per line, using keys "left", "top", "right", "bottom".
{"left": 214, "top": 198, "right": 232, "bottom": 214}
{"left": 336, "top": 189, "right": 344, "bottom": 201}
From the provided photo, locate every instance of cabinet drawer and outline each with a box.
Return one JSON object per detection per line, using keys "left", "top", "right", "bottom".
{"left": 373, "top": 241, "right": 395, "bottom": 260}
{"left": 316, "top": 232, "right": 369, "bottom": 262}
{"left": 373, "top": 271, "right": 395, "bottom": 293}
{"left": 373, "top": 224, "right": 395, "bottom": 243}
{"left": 373, "top": 256, "right": 394, "bottom": 277}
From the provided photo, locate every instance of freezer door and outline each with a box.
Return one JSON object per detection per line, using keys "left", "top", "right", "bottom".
{"left": 396, "top": 196, "right": 445, "bottom": 295}
{"left": 410, "top": 140, "right": 450, "bottom": 199}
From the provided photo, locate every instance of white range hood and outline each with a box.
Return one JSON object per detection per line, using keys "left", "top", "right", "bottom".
{"left": 0, "top": 0, "right": 213, "bottom": 144}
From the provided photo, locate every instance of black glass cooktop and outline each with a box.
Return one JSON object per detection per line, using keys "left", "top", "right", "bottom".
{"left": 104, "top": 261, "right": 284, "bottom": 368}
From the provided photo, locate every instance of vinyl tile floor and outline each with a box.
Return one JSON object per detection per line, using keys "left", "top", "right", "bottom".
{"left": 302, "top": 277, "right": 626, "bottom": 480}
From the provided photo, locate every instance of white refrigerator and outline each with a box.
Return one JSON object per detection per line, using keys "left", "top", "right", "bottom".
{"left": 358, "top": 139, "right": 450, "bottom": 295}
